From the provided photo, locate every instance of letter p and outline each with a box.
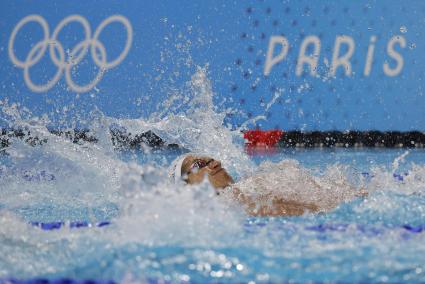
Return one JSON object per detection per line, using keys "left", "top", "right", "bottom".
{"left": 263, "top": 36, "right": 289, "bottom": 76}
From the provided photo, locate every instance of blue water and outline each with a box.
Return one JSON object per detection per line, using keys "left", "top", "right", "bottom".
{"left": 1, "top": 69, "right": 424, "bottom": 282}
{"left": 1, "top": 146, "right": 425, "bottom": 283}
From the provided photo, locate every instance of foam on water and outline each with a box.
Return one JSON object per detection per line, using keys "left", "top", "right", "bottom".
{"left": 1, "top": 69, "right": 425, "bottom": 282}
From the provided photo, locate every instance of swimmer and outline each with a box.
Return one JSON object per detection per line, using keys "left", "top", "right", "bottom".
{"left": 171, "top": 154, "right": 366, "bottom": 216}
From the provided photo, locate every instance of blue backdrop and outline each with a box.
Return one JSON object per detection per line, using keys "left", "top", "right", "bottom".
{"left": 1, "top": 0, "right": 424, "bottom": 131}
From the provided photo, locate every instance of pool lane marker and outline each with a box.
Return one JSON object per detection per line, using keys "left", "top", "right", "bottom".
{"left": 1, "top": 279, "right": 116, "bottom": 284}
{"left": 243, "top": 130, "right": 425, "bottom": 148}
{"left": 361, "top": 171, "right": 409, "bottom": 181}
{"left": 304, "top": 223, "right": 424, "bottom": 234}
{"left": 2, "top": 171, "right": 410, "bottom": 182}
{"left": 242, "top": 222, "right": 425, "bottom": 238}
{"left": 30, "top": 220, "right": 424, "bottom": 235}
{"left": 30, "top": 221, "right": 111, "bottom": 230}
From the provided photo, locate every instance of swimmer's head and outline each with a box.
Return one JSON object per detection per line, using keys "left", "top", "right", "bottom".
{"left": 171, "top": 154, "right": 234, "bottom": 189}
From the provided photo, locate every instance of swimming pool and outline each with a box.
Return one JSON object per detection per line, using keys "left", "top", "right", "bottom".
{"left": 1, "top": 138, "right": 425, "bottom": 283}
{"left": 1, "top": 71, "right": 425, "bottom": 283}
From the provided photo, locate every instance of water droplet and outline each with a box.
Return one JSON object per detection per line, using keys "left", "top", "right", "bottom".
{"left": 409, "top": 43, "right": 416, "bottom": 49}
{"left": 400, "top": 26, "right": 407, "bottom": 33}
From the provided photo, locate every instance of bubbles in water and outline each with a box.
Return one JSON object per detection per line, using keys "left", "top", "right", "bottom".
{"left": 400, "top": 26, "right": 408, "bottom": 33}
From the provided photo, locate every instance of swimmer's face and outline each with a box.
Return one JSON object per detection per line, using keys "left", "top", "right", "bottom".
{"left": 181, "top": 155, "right": 234, "bottom": 189}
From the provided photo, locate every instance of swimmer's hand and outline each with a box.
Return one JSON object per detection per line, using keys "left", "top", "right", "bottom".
{"left": 355, "top": 188, "right": 368, "bottom": 198}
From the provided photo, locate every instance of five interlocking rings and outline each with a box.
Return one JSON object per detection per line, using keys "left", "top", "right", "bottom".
{"left": 8, "top": 14, "right": 133, "bottom": 93}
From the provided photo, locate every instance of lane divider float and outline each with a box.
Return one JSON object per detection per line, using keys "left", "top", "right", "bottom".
{"left": 31, "top": 221, "right": 111, "bottom": 230}
{"left": 30, "top": 220, "right": 424, "bottom": 234}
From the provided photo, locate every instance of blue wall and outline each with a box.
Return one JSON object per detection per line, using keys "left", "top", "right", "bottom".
{"left": 1, "top": 0, "right": 424, "bottom": 130}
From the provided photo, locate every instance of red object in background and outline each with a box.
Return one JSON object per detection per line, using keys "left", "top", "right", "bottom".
{"left": 243, "top": 130, "right": 284, "bottom": 147}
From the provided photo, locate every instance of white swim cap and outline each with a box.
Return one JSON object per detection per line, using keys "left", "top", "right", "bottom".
{"left": 168, "top": 152, "right": 206, "bottom": 183}
{"left": 168, "top": 155, "right": 189, "bottom": 183}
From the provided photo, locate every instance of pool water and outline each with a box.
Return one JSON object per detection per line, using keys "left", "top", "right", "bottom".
{"left": 1, "top": 69, "right": 425, "bottom": 283}
{"left": 1, "top": 145, "right": 425, "bottom": 283}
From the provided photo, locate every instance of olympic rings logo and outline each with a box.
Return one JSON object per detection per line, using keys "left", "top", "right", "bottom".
{"left": 8, "top": 14, "right": 133, "bottom": 93}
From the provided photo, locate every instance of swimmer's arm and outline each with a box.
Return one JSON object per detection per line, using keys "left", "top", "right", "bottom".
{"left": 230, "top": 186, "right": 320, "bottom": 217}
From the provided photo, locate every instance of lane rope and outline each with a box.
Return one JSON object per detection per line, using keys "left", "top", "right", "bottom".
{"left": 29, "top": 220, "right": 424, "bottom": 234}
{"left": 30, "top": 221, "right": 111, "bottom": 230}
{"left": 0, "top": 171, "right": 410, "bottom": 182}
{"left": 1, "top": 280, "right": 115, "bottom": 284}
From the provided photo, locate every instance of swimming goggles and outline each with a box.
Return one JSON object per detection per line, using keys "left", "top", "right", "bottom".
{"left": 188, "top": 158, "right": 214, "bottom": 174}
